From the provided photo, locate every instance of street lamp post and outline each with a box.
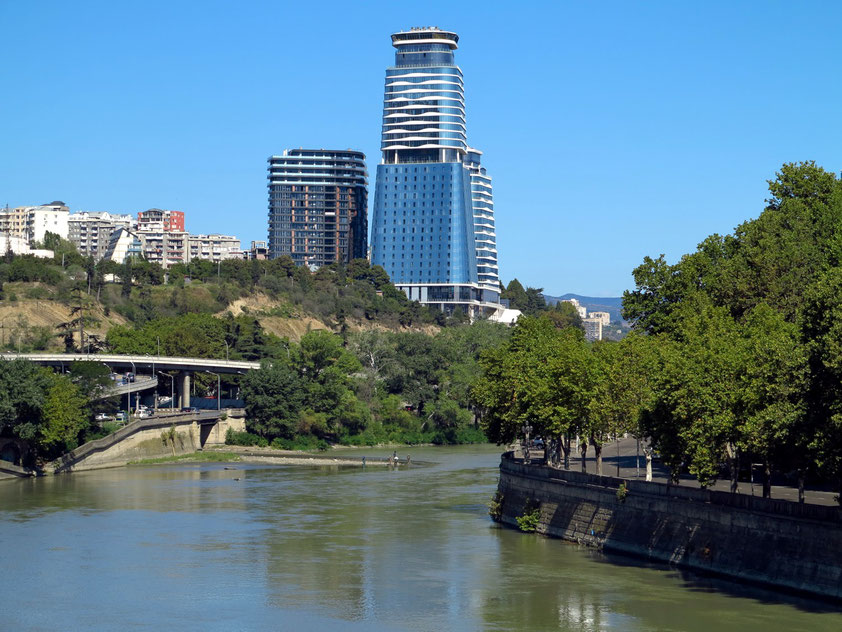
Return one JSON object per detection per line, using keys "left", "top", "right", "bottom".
{"left": 206, "top": 370, "right": 221, "bottom": 411}
{"left": 159, "top": 371, "right": 174, "bottom": 410}
{"left": 522, "top": 423, "right": 533, "bottom": 464}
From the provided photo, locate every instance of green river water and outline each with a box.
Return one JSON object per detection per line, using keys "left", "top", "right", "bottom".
{"left": 0, "top": 444, "right": 839, "bottom": 631}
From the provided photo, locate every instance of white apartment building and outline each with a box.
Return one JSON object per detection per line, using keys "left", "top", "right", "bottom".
{"left": 187, "top": 234, "right": 242, "bottom": 263}
{"left": 0, "top": 202, "right": 69, "bottom": 244}
{"left": 0, "top": 234, "right": 54, "bottom": 258}
{"left": 68, "top": 211, "right": 133, "bottom": 260}
{"left": 589, "top": 311, "right": 611, "bottom": 326}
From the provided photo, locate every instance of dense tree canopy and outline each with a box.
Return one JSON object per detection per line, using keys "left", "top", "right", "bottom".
{"left": 616, "top": 162, "right": 842, "bottom": 498}
{"left": 470, "top": 163, "right": 842, "bottom": 502}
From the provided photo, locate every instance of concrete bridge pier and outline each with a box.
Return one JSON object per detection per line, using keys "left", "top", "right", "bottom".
{"left": 179, "top": 371, "right": 191, "bottom": 409}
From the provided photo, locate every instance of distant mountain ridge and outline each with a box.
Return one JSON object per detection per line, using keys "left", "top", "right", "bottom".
{"left": 543, "top": 294, "right": 624, "bottom": 322}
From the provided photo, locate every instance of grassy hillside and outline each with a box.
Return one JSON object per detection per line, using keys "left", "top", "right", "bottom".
{"left": 0, "top": 254, "right": 456, "bottom": 353}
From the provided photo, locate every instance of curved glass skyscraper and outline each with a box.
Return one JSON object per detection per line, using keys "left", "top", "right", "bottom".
{"left": 371, "top": 27, "right": 501, "bottom": 318}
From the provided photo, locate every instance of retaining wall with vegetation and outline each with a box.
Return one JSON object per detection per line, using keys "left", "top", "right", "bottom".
{"left": 496, "top": 453, "right": 842, "bottom": 601}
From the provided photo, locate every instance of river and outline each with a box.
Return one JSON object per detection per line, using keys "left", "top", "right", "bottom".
{"left": 1, "top": 444, "right": 839, "bottom": 631}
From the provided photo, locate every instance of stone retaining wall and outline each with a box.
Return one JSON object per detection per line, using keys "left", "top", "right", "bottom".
{"left": 497, "top": 454, "right": 842, "bottom": 601}
{"left": 49, "top": 410, "right": 246, "bottom": 473}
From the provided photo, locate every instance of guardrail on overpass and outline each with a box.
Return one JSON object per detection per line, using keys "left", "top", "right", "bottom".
{"left": 98, "top": 375, "right": 158, "bottom": 399}
{"left": 0, "top": 353, "right": 261, "bottom": 374}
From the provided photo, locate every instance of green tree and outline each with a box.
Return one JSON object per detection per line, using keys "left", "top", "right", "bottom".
{"left": 40, "top": 373, "right": 89, "bottom": 456}
{"left": 68, "top": 360, "right": 113, "bottom": 399}
{"left": 587, "top": 333, "right": 655, "bottom": 475}
{"left": 740, "top": 304, "right": 809, "bottom": 498}
{"left": 241, "top": 359, "right": 305, "bottom": 439}
{"left": 546, "top": 301, "right": 583, "bottom": 331}
{"left": 293, "top": 330, "right": 368, "bottom": 436}
{"left": 642, "top": 298, "right": 745, "bottom": 487}
{"left": 383, "top": 332, "right": 441, "bottom": 413}
{"left": 473, "top": 316, "right": 595, "bottom": 467}
{"left": 801, "top": 268, "right": 842, "bottom": 502}
{"left": 0, "top": 359, "right": 51, "bottom": 444}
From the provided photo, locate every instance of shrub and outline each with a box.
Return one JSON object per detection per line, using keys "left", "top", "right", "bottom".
{"left": 225, "top": 428, "right": 268, "bottom": 447}
{"left": 430, "top": 426, "right": 488, "bottom": 445}
{"left": 516, "top": 500, "right": 541, "bottom": 533}
{"left": 616, "top": 482, "right": 629, "bottom": 503}
{"left": 488, "top": 490, "right": 504, "bottom": 522}
{"left": 271, "top": 435, "right": 330, "bottom": 451}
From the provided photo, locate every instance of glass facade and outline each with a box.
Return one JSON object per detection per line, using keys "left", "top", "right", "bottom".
{"left": 267, "top": 149, "right": 368, "bottom": 266}
{"left": 371, "top": 28, "right": 501, "bottom": 316}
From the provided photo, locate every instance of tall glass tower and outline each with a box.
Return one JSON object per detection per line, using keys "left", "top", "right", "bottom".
{"left": 370, "top": 27, "right": 501, "bottom": 318}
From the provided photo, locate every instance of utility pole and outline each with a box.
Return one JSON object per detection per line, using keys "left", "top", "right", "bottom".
{"left": 78, "top": 290, "right": 84, "bottom": 354}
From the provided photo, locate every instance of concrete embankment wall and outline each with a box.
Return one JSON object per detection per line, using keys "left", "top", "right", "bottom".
{"left": 68, "top": 422, "right": 201, "bottom": 470}
{"left": 0, "top": 461, "right": 34, "bottom": 480}
{"left": 497, "top": 455, "right": 842, "bottom": 601}
{"left": 49, "top": 412, "right": 246, "bottom": 473}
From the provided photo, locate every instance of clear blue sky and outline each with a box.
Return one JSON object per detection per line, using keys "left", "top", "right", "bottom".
{"left": 2, "top": 1, "right": 841, "bottom": 296}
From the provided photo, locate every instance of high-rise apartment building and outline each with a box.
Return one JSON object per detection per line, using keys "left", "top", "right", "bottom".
{"left": 583, "top": 317, "right": 604, "bottom": 342}
{"left": 370, "top": 27, "right": 501, "bottom": 318}
{"left": 267, "top": 149, "right": 368, "bottom": 267}
{"left": 137, "top": 229, "right": 189, "bottom": 268}
{"left": 68, "top": 211, "right": 133, "bottom": 260}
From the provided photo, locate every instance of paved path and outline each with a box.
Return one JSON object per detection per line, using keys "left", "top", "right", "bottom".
{"left": 542, "top": 436, "right": 840, "bottom": 507}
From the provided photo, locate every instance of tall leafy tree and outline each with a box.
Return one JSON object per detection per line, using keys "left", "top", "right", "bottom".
{"left": 241, "top": 359, "right": 305, "bottom": 439}
{"left": 40, "top": 373, "right": 89, "bottom": 456}
{"left": 473, "top": 316, "right": 595, "bottom": 467}
{"left": 587, "top": 333, "right": 655, "bottom": 475}
{"left": 740, "top": 304, "right": 809, "bottom": 498}
{"left": 0, "top": 359, "right": 51, "bottom": 443}
{"left": 642, "top": 298, "right": 744, "bottom": 486}
{"left": 801, "top": 268, "right": 842, "bottom": 501}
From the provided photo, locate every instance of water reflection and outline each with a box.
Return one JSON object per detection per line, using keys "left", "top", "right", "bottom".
{"left": 0, "top": 446, "right": 840, "bottom": 631}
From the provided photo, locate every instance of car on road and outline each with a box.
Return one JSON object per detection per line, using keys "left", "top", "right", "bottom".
{"left": 181, "top": 406, "right": 200, "bottom": 413}
{"left": 95, "top": 412, "right": 113, "bottom": 422}
{"left": 115, "top": 412, "right": 128, "bottom": 424}
{"left": 124, "top": 372, "right": 136, "bottom": 383}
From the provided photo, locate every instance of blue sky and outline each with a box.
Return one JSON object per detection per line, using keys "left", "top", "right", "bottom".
{"left": 2, "top": 1, "right": 841, "bottom": 296}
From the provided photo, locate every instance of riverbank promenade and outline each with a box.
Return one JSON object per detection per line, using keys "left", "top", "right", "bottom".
{"left": 536, "top": 436, "right": 841, "bottom": 507}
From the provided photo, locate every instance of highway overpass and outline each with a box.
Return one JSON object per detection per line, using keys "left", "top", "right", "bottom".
{"left": 0, "top": 353, "right": 262, "bottom": 408}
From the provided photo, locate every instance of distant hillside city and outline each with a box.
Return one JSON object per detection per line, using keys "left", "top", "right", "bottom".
{"left": 0, "top": 202, "right": 264, "bottom": 266}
